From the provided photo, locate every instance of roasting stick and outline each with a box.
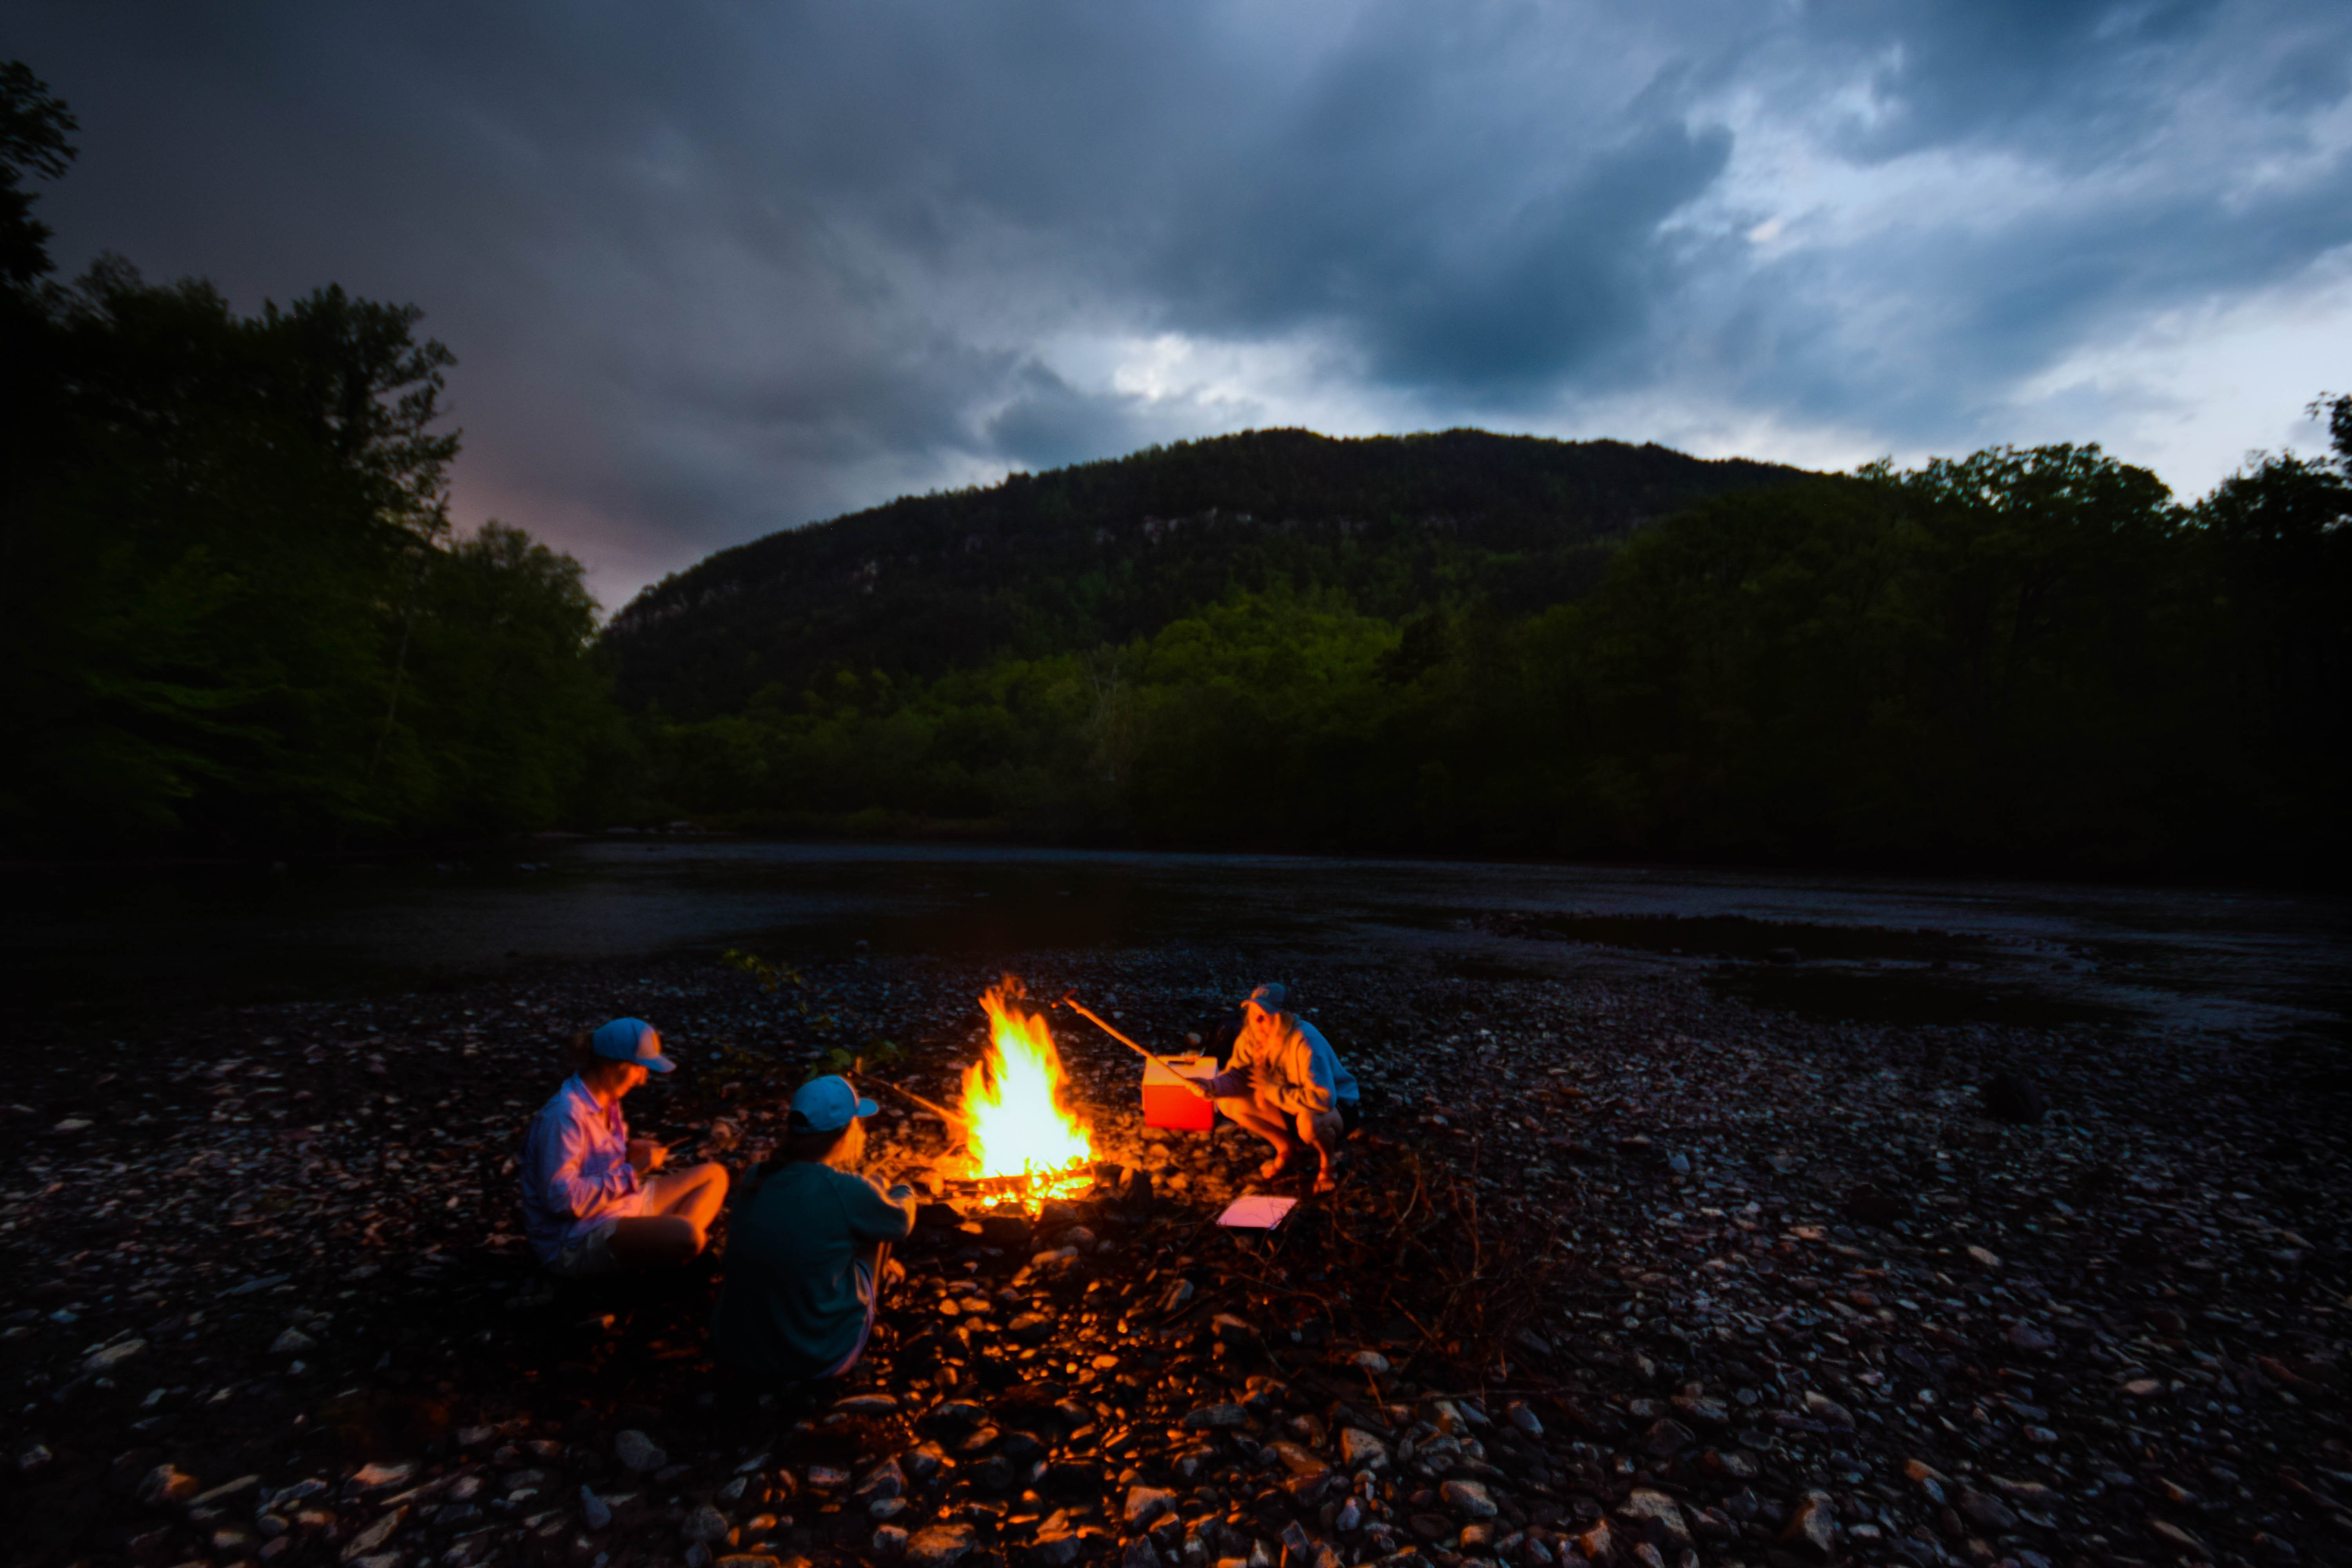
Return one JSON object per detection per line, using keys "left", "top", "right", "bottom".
{"left": 1056, "top": 992, "right": 1213, "bottom": 1099}
{"left": 872, "top": 1078, "right": 971, "bottom": 1126}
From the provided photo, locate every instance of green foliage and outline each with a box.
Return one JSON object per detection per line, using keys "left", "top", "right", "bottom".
{"left": 646, "top": 434, "right": 2349, "bottom": 879}
{"left": 0, "top": 61, "right": 627, "bottom": 855}
{"left": 0, "top": 60, "right": 76, "bottom": 292}
{"left": 720, "top": 949, "right": 807, "bottom": 995}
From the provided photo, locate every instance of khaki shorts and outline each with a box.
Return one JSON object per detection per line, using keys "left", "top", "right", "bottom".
{"left": 548, "top": 1220, "right": 621, "bottom": 1279}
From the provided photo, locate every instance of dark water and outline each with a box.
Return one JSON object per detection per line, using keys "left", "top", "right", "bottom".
{"left": 9, "top": 839, "right": 2347, "bottom": 1045}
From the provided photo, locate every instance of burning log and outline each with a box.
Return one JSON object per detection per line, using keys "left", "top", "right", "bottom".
{"left": 946, "top": 977, "right": 1097, "bottom": 1216}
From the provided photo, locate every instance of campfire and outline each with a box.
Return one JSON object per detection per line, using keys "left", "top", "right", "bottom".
{"left": 953, "top": 976, "right": 1095, "bottom": 1214}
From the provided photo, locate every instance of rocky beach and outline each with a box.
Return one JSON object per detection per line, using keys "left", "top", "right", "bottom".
{"left": 4, "top": 938, "right": 2347, "bottom": 1568}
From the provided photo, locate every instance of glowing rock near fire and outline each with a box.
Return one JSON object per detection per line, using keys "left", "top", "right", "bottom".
{"left": 960, "top": 978, "right": 1094, "bottom": 1210}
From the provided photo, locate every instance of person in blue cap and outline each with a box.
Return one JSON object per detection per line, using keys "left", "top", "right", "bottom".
{"left": 518, "top": 1017, "right": 730, "bottom": 1278}
{"left": 1207, "top": 983, "right": 1360, "bottom": 1194}
{"left": 712, "top": 1075, "right": 915, "bottom": 1382}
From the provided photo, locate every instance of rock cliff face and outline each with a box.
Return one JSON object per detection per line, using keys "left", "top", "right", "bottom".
{"left": 599, "top": 428, "right": 1811, "bottom": 719}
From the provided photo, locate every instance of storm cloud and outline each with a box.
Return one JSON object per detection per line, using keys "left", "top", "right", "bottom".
{"left": 8, "top": 0, "right": 2349, "bottom": 606}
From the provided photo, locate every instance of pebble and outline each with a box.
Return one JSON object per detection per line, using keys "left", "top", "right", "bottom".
{"left": 1619, "top": 1489, "right": 1692, "bottom": 1551}
{"left": 614, "top": 1431, "right": 667, "bottom": 1474}
{"left": 1440, "top": 1479, "right": 1497, "bottom": 1520}
{"left": 82, "top": 1338, "right": 146, "bottom": 1373}
{"left": 1955, "top": 1489, "right": 2019, "bottom": 1532}
{"left": 1779, "top": 1491, "right": 1837, "bottom": 1558}
{"left": 904, "top": 1524, "right": 978, "bottom": 1568}
{"left": 2005, "top": 1320, "right": 2055, "bottom": 1352}
{"left": 138, "top": 1464, "right": 198, "bottom": 1505}
{"left": 1181, "top": 1402, "right": 1249, "bottom": 1429}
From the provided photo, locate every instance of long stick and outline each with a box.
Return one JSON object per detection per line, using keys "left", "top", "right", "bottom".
{"left": 872, "top": 1079, "right": 971, "bottom": 1126}
{"left": 1056, "top": 993, "right": 1212, "bottom": 1099}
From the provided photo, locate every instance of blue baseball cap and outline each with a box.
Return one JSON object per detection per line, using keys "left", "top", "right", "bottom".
{"left": 790, "top": 1074, "right": 878, "bottom": 1133}
{"left": 1243, "top": 983, "right": 1287, "bottom": 1016}
{"left": 592, "top": 1017, "right": 675, "bottom": 1073}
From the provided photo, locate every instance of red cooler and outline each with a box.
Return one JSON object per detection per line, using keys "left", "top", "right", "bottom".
{"left": 1142, "top": 1053, "right": 1218, "bottom": 1131}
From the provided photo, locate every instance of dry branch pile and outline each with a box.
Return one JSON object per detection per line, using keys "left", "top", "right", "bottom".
{"left": 3, "top": 945, "right": 2348, "bottom": 1568}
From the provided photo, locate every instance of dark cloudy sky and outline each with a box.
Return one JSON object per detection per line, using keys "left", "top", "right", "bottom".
{"left": 9, "top": 1, "right": 2351, "bottom": 610}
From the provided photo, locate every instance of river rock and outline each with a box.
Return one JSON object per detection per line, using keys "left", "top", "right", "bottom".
{"left": 344, "top": 1506, "right": 407, "bottom": 1559}
{"left": 85, "top": 1338, "right": 147, "bottom": 1372}
{"left": 1638, "top": 1417, "right": 1694, "bottom": 1457}
{"left": 1182, "top": 1403, "right": 1249, "bottom": 1430}
{"left": 615, "top": 1430, "right": 667, "bottom": 1474}
{"left": 905, "top": 1524, "right": 978, "bottom": 1568}
{"left": 1955, "top": 1490, "right": 2018, "bottom": 1532}
{"left": 1779, "top": 1492, "right": 1836, "bottom": 1559}
{"left": 1618, "top": 1489, "right": 1691, "bottom": 1552}
{"left": 1440, "top": 1480, "right": 1497, "bottom": 1520}
{"left": 2006, "top": 1320, "right": 2056, "bottom": 1352}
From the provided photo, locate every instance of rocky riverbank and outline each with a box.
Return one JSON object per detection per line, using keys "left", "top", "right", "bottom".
{"left": 3, "top": 943, "right": 2346, "bottom": 1568}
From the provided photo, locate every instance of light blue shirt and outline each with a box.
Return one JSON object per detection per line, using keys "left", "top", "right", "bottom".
{"left": 519, "top": 1075, "right": 646, "bottom": 1262}
{"left": 1220, "top": 1014, "right": 1359, "bottom": 1117}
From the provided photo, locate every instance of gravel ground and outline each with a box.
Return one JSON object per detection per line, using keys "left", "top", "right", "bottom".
{"left": 4, "top": 942, "right": 2347, "bottom": 1568}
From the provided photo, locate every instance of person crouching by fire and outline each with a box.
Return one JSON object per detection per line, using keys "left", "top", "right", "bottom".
{"left": 519, "top": 1018, "right": 730, "bottom": 1278}
{"left": 711, "top": 1076, "right": 915, "bottom": 1383}
{"left": 1208, "top": 983, "right": 1361, "bottom": 1193}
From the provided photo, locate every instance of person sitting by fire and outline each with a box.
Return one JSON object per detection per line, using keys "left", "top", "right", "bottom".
{"left": 1207, "top": 983, "right": 1360, "bottom": 1193}
{"left": 712, "top": 1075, "right": 915, "bottom": 1383}
{"left": 520, "top": 1017, "right": 731, "bottom": 1278}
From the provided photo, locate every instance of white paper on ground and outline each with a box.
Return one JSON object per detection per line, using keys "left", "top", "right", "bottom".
{"left": 1216, "top": 1195, "right": 1298, "bottom": 1229}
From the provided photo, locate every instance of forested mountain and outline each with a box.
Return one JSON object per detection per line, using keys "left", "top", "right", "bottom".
{"left": 601, "top": 430, "right": 1809, "bottom": 718}
{"left": 618, "top": 428, "right": 2351, "bottom": 880}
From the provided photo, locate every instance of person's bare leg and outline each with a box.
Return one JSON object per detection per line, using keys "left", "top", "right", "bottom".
{"left": 606, "top": 1214, "right": 703, "bottom": 1267}
{"left": 610, "top": 1164, "right": 730, "bottom": 1265}
{"left": 1216, "top": 1094, "right": 1300, "bottom": 1178}
{"left": 1297, "top": 1109, "right": 1345, "bottom": 1192}
{"left": 644, "top": 1161, "right": 729, "bottom": 1234}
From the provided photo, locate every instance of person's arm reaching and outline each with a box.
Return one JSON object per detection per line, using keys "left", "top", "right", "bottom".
{"left": 842, "top": 1172, "right": 918, "bottom": 1242}
{"left": 1206, "top": 1033, "right": 1258, "bottom": 1098}
{"left": 1269, "top": 1032, "right": 1336, "bottom": 1118}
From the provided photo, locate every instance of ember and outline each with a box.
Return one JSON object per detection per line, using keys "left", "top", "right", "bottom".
{"left": 956, "top": 976, "right": 1094, "bottom": 1214}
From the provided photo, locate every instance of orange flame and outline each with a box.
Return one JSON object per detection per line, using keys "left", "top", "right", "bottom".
{"left": 961, "top": 976, "right": 1094, "bottom": 1214}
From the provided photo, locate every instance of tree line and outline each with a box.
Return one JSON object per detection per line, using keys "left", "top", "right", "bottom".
{"left": 638, "top": 433, "right": 2350, "bottom": 880}
{"left": 2, "top": 64, "right": 626, "bottom": 856}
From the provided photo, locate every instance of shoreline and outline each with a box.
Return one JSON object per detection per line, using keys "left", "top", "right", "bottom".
{"left": 4, "top": 944, "right": 2346, "bottom": 1568}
